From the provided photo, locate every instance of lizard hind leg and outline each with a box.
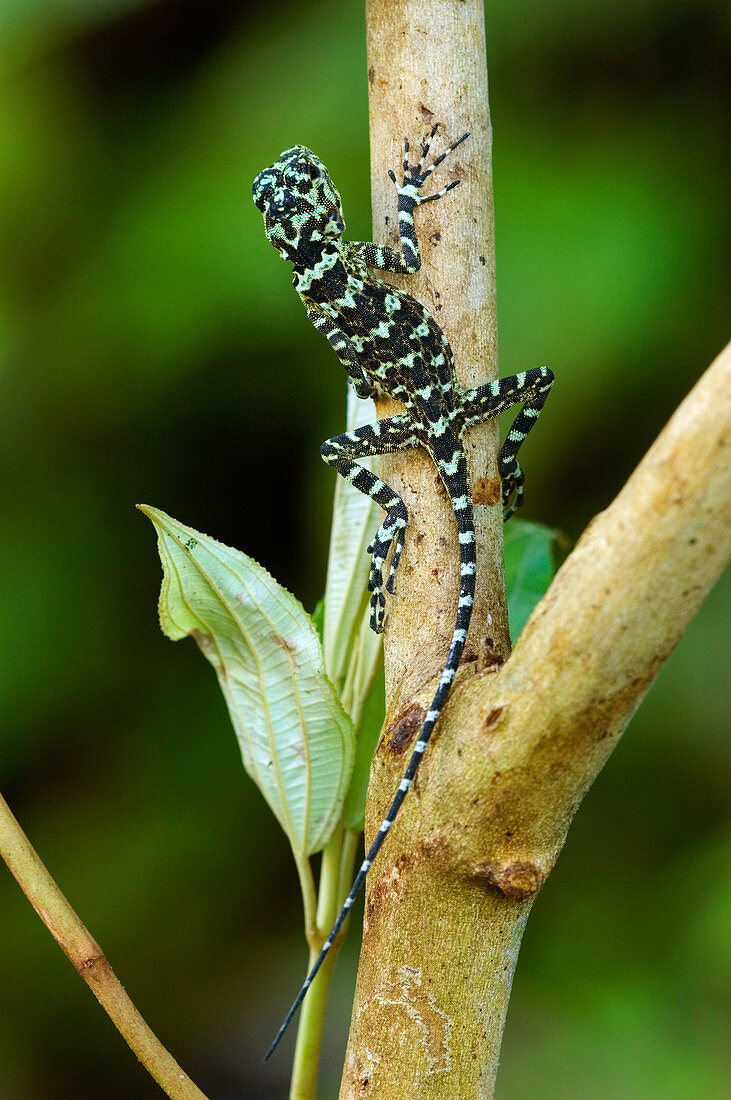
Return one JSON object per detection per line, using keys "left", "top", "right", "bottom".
{"left": 365, "top": 505, "right": 406, "bottom": 634}
{"left": 461, "top": 366, "right": 554, "bottom": 520}
{"left": 366, "top": 508, "right": 407, "bottom": 630}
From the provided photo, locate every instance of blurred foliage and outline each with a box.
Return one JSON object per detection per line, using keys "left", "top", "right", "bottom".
{"left": 0, "top": 1, "right": 728, "bottom": 1097}
{"left": 504, "top": 520, "right": 563, "bottom": 639}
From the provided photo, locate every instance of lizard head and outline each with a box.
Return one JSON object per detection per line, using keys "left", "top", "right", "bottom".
{"left": 252, "top": 145, "right": 345, "bottom": 259}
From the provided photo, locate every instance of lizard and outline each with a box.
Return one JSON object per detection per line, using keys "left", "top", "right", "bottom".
{"left": 252, "top": 124, "right": 554, "bottom": 1058}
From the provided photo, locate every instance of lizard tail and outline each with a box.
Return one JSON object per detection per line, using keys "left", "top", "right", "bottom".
{"left": 265, "top": 446, "right": 475, "bottom": 1061}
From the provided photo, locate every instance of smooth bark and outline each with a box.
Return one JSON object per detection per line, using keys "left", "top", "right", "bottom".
{"left": 340, "top": 1, "right": 731, "bottom": 1095}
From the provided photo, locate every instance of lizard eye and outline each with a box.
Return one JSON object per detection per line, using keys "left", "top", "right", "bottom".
{"left": 252, "top": 172, "right": 277, "bottom": 211}
{"left": 291, "top": 159, "right": 324, "bottom": 186}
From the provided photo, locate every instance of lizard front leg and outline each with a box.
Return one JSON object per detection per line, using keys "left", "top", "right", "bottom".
{"left": 304, "top": 303, "right": 376, "bottom": 398}
{"left": 346, "top": 124, "right": 469, "bottom": 275}
{"left": 320, "top": 416, "right": 418, "bottom": 632}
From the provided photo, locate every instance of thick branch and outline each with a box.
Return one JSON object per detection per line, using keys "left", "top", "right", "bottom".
{"left": 366, "top": 0, "right": 508, "bottom": 723}
{"left": 342, "top": 2, "right": 516, "bottom": 1097}
{"left": 344, "top": 0, "right": 730, "bottom": 1094}
{"left": 437, "top": 340, "right": 731, "bottom": 889}
{"left": 343, "top": 341, "right": 729, "bottom": 1098}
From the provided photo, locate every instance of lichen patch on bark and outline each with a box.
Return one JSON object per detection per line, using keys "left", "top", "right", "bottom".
{"left": 372, "top": 966, "right": 452, "bottom": 1073}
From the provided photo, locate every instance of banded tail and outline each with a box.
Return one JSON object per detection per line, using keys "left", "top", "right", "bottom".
{"left": 265, "top": 444, "right": 475, "bottom": 1060}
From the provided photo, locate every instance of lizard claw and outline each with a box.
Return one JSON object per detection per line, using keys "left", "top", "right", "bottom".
{"left": 388, "top": 126, "right": 468, "bottom": 208}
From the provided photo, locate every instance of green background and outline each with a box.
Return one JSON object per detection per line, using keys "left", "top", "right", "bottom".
{"left": 0, "top": 2, "right": 728, "bottom": 1097}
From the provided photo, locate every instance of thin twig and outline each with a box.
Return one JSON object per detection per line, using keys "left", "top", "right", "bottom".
{"left": 0, "top": 792, "right": 210, "bottom": 1100}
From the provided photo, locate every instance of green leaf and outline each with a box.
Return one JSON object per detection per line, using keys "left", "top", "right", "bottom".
{"left": 310, "top": 598, "right": 325, "bottom": 642}
{"left": 343, "top": 666, "right": 384, "bottom": 831}
{"left": 504, "top": 519, "right": 561, "bottom": 640}
{"left": 139, "top": 505, "right": 354, "bottom": 858}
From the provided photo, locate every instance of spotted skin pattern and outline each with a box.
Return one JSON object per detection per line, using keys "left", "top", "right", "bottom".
{"left": 253, "top": 126, "right": 553, "bottom": 1057}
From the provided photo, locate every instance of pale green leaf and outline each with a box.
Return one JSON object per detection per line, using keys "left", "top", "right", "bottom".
{"left": 323, "top": 386, "right": 382, "bottom": 695}
{"left": 140, "top": 505, "right": 354, "bottom": 858}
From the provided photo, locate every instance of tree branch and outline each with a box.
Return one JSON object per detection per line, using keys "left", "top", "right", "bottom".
{"left": 342, "top": 325, "right": 729, "bottom": 1095}
{"left": 0, "top": 793, "right": 209, "bottom": 1100}
{"left": 342, "top": 1, "right": 522, "bottom": 1096}
{"left": 340, "top": 1, "right": 731, "bottom": 1095}
{"left": 446, "top": 339, "right": 731, "bottom": 889}
{"left": 366, "top": 0, "right": 508, "bottom": 714}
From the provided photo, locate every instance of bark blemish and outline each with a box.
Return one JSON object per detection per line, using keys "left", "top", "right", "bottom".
{"left": 473, "top": 476, "right": 501, "bottom": 506}
{"left": 483, "top": 706, "right": 504, "bottom": 730}
{"left": 387, "top": 706, "right": 425, "bottom": 754}
{"left": 366, "top": 853, "right": 413, "bottom": 925}
{"left": 477, "top": 637, "right": 504, "bottom": 672}
{"left": 474, "top": 859, "right": 547, "bottom": 901}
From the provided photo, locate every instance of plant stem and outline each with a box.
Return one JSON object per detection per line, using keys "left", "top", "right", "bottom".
{"left": 0, "top": 792, "right": 209, "bottom": 1100}
{"left": 294, "top": 853, "right": 319, "bottom": 944}
{"left": 316, "top": 828, "right": 346, "bottom": 930}
{"left": 337, "top": 830, "right": 360, "bottom": 905}
{"left": 289, "top": 940, "right": 338, "bottom": 1100}
{"left": 290, "top": 828, "right": 354, "bottom": 1099}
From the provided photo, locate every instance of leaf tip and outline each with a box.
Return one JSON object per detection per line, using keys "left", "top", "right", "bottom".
{"left": 137, "top": 503, "right": 162, "bottom": 525}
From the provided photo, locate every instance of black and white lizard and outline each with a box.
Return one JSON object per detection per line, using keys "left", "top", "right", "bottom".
{"left": 253, "top": 125, "right": 553, "bottom": 1057}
